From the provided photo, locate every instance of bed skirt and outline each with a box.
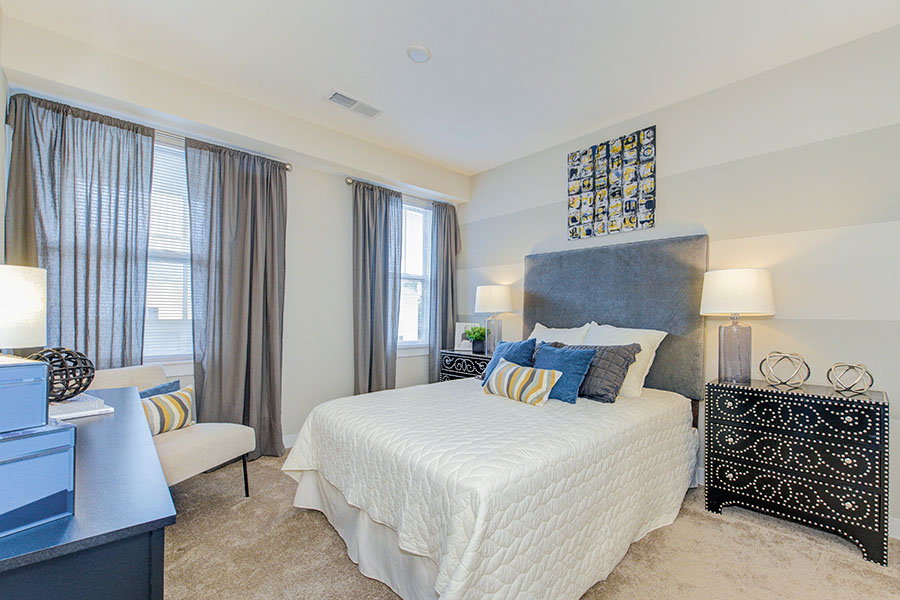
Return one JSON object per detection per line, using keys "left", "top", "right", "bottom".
{"left": 295, "top": 470, "right": 440, "bottom": 600}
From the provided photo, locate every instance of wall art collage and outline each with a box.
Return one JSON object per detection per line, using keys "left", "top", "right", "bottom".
{"left": 567, "top": 125, "right": 656, "bottom": 240}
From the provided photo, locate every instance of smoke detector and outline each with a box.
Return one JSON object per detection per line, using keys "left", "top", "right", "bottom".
{"left": 407, "top": 45, "right": 431, "bottom": 63}
{"left": 326, "top": 90, "right": 382, "bottom": 119}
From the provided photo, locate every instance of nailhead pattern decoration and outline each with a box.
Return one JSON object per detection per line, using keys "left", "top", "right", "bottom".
{"left": 439, "top": 350, "right": 492, "bottom": 382}
{"left": 705, "top": 379, "right": 889, "bottom": 566}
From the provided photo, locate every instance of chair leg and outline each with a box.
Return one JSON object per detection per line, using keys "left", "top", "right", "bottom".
{"left": 242, "top": 454, "right": 250, "bottom": 497}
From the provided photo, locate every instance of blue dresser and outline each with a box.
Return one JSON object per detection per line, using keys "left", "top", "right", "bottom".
{"left": 0, "top": 355, "right": 48, "bottom": 433}
{"left": 0, "top": 356, "right": 76, "bottom": 540}
{"left": 0, "top": 422, "right": 75, "bottom": 538}
{"left": 0, "top": 387, "right": 176, "bottom": 599}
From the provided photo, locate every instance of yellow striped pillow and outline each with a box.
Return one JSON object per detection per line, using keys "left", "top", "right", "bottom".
{"left": 141, "top": 386, "right": 194, "bottom": 436}
{"left": 482, "top": 358, "right": 562, "bottom": 406}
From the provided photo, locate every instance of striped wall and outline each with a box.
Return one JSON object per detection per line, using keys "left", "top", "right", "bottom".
{"left": 456, "top": 26, "right": 900, "bottom": 523}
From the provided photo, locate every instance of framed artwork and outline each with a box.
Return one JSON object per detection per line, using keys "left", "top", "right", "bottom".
{"left": 454, "top": 322, "right": 479, "bottom": 351}
{"left": 568, "top": 125, "right": 656, "bottom": 240}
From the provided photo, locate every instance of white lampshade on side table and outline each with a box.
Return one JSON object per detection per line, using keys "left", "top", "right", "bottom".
{"left": 700, "top": 269, "right": 775, "bottom": 384}
{"left": 474, "top": 285, "right": 512, "bottom": 354}
{"left": 0, "top": 265, "right": 47, "bottom": 351}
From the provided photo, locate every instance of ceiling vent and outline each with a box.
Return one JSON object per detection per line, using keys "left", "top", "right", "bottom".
{"left": 326, "top": 90, "right": 382, "bottom": 119}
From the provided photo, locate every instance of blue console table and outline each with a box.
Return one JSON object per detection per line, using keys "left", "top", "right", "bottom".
{"left": 0, "top": 387, "right": 176, "bottom": 599}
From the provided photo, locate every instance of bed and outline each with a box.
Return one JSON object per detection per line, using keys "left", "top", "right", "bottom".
{"left": 283, "top": 234, "right": 708, "bottom": 599}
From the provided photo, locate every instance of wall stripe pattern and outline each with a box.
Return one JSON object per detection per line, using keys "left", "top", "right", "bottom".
{"left": 455, "top": 27, "right": 900, "bottom": 523}
{"left": 141, "top": 386, "right": 194, "bottom": 435}
{"left": 483, "top": 358, "right": 561, "bottom": 406}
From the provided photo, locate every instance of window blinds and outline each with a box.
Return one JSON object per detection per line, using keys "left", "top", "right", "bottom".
{"left": 143, "top": 132, "right": 194, "bottom": 361}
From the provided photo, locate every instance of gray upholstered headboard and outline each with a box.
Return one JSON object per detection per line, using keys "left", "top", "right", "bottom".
{"left": 523, "top": 234, "right": 708, "bottom": 400}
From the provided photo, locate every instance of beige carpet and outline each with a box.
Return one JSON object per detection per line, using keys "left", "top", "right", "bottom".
{"left": 165, "top": 457, "right": 900, "bottom": 600}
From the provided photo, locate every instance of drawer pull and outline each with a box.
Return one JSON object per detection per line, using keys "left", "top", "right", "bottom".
{"left": 725, "top": 436, "right": 735, "bottom": 445}
{"left": 843, "top": 456, "right": 854, "bottom": 466}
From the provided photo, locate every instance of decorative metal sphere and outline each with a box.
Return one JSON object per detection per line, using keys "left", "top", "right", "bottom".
{"left": 27, "top": 347, "right": 95, "bottom": 402}
{"left": 759, "top": 351, "right": 810, "bottom": 388}
{"left": 827, "top": 363, "right": 874, "bottom": 394}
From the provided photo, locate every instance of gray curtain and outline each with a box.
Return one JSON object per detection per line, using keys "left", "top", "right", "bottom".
{"left": 353, "top": 181, "right": 402, "bottom": 394}
{"left": 185, "top": 138, "right": 287, "bottom": 459}
{"left": 4, "top": 94, "right": 153, "bottom": 368}
{"left": 428, "top": 201, "right": 461, "bottom": 382}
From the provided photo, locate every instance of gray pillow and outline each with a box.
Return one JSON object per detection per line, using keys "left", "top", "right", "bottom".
{"left": 538, "top": 342, "right": 641, "bottom": 403}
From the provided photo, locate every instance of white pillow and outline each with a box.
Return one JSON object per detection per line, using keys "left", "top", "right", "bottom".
{"left": 584, "top": 322, "right": 667, "bottom": 397}
{"left": 527, "top": 322, "right": 590, "bottom": 346}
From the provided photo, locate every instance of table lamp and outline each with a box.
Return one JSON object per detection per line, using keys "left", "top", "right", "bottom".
{"left": 474, "top": 285, "right": 512, "bottom": 354}
{"left": 0, "top": 265, "right": 47, "bottom": 352}
{"left": 700, "top": 268, "right": 774, "bottom": 385}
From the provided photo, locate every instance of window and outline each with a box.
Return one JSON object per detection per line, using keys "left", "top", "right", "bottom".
{"left": 143, "top": 133, "right": 193, "bottom": 362}
{"left": 398, "top": 197, "right": 432, "bottom": 346}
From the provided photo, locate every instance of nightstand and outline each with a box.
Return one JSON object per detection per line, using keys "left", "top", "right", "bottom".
{"left": 439, "top": 350, "right": 491, "bottom": 381}
{"left": 705, "top": 379, "right": 889, "bottom": 566}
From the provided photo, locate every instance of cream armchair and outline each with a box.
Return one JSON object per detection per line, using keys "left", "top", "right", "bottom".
{"left": 89, "top": 365, "right": 256, "bottom": 496}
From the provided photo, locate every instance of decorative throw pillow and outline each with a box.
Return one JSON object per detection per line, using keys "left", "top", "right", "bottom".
{"left": 139, "top": 379, "right": 181, "bottom": 399}
{"left": 584, "top": 323, "right": 667, "bottom": 397}
{"left": 482, "top": 358, "right": 562, "bottom": 406}
{"left": 141, "top": 386, "right": 194, "bottom": 436}
{"left": 482, "top": 338, "right": 537, "bottom": 380}
{"left": 527, "top": 322, "right": 591, "bottom": 346}
{"left": 542, "top": 342, "right": 641, "bottom": 403}
{"left": 533, "top": 343, "right": 597, "bottom": 404}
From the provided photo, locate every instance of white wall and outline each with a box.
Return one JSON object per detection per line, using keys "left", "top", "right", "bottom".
{"left": 0, "top": 17, "right": 470, "bottom": 204}
{"left": 457, "top": 26, "right": 900, "bottom": 522}
{"left": 0, "top": 18, "right": 446, "bottom": 445}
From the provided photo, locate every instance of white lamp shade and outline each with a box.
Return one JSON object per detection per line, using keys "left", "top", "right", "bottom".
{"left": 700, "top": 268, "right": 775, "bottom": 317}
{"left": 0, "top": 265, "right": 47, "bottom": 348}
{"left": 474, "top": 285, "right": 512, "bottom": 314}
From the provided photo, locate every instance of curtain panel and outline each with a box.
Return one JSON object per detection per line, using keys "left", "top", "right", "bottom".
{"left": 4, "top": 93, "right": 153, "bottom": 368}
{"left": 185, "top": 138, "right": 287, "bottom": 459}
{"left": 352, "top": 181, "right": 403, "bottom": 394}
{"left": 428, "top": 201, "right": 461, "bottom": 382}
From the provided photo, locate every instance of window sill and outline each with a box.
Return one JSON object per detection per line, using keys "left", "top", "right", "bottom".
{"left": 398, "top": 345, "right": 429, "bottom": 358}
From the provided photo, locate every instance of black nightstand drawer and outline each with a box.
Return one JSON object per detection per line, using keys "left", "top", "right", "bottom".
{"left": 439, "top": 351, "right": 491, "bottom": 380}
{"left": 707, "top": 458, "right": 882, "bottom": 532}
{"left": 707, "top": 385, "right": 884, "bottom": 446}
{"left": 708, "top": 423, "right": 883, "bottom": 490}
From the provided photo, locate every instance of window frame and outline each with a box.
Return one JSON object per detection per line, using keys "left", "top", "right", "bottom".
{"left": 397, "top": 198, "right": 433, "bottom": 349}
{"left": 142, "top": 132, "right": 194, "bottom": 365}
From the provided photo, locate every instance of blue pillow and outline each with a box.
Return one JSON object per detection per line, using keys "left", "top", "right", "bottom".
{"left": 139, "top": 380, "right": 181, "bottom": 399}
{"left": 482, "top": 339, "right": 537, "bottom": 381}
{"left": 533, "top": 344, "right": 596, "bottom": 404}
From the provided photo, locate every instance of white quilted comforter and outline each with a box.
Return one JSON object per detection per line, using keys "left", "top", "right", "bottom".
{"left": 283, "top": 378, "right": 697, "bottom": 599}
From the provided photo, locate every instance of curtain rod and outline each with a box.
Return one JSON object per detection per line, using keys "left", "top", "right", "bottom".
{"left": 160, "top": 130, "right": 292, "bottom": 172}
{"left": 344, "top": 176, "right": 453, "bottom": 205}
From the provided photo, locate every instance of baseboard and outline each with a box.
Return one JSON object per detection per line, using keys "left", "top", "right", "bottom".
{"left": 282, "top": 432, "right": 299, "bottom": 449}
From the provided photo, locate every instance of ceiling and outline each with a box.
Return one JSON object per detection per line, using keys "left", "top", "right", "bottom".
{"left": 2, "top": 0, "right": 898, "bottom": 175}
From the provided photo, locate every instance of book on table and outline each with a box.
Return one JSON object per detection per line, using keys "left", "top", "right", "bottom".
{"left": 49, "top": 392, "right": 114, "bottom": 420}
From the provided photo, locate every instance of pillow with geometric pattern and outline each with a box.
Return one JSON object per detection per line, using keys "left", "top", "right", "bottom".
{"left": 141, "top": 386, "right": 194, "bottom": 436}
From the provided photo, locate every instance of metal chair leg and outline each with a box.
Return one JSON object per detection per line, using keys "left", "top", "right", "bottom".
{"left": 242, "top": 454, "right": 250, "bottom": 497}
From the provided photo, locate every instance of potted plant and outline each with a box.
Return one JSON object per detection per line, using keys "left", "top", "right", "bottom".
{"left": 465, "top": 326, "right": 487, "bottom": 354}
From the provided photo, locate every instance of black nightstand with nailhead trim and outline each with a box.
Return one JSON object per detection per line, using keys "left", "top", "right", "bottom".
{"left": 705, "top": 379, "right": 889, "bottom": 566}
{"left": 439, "top": 350, "right": 491, "bottom": 382}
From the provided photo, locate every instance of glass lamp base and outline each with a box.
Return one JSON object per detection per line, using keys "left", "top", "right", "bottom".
{"left": 485, "top": 316, "right": 503, "bottom": 354}
{"left": 718, "top": 317, "right": 751, "bottom": 385}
